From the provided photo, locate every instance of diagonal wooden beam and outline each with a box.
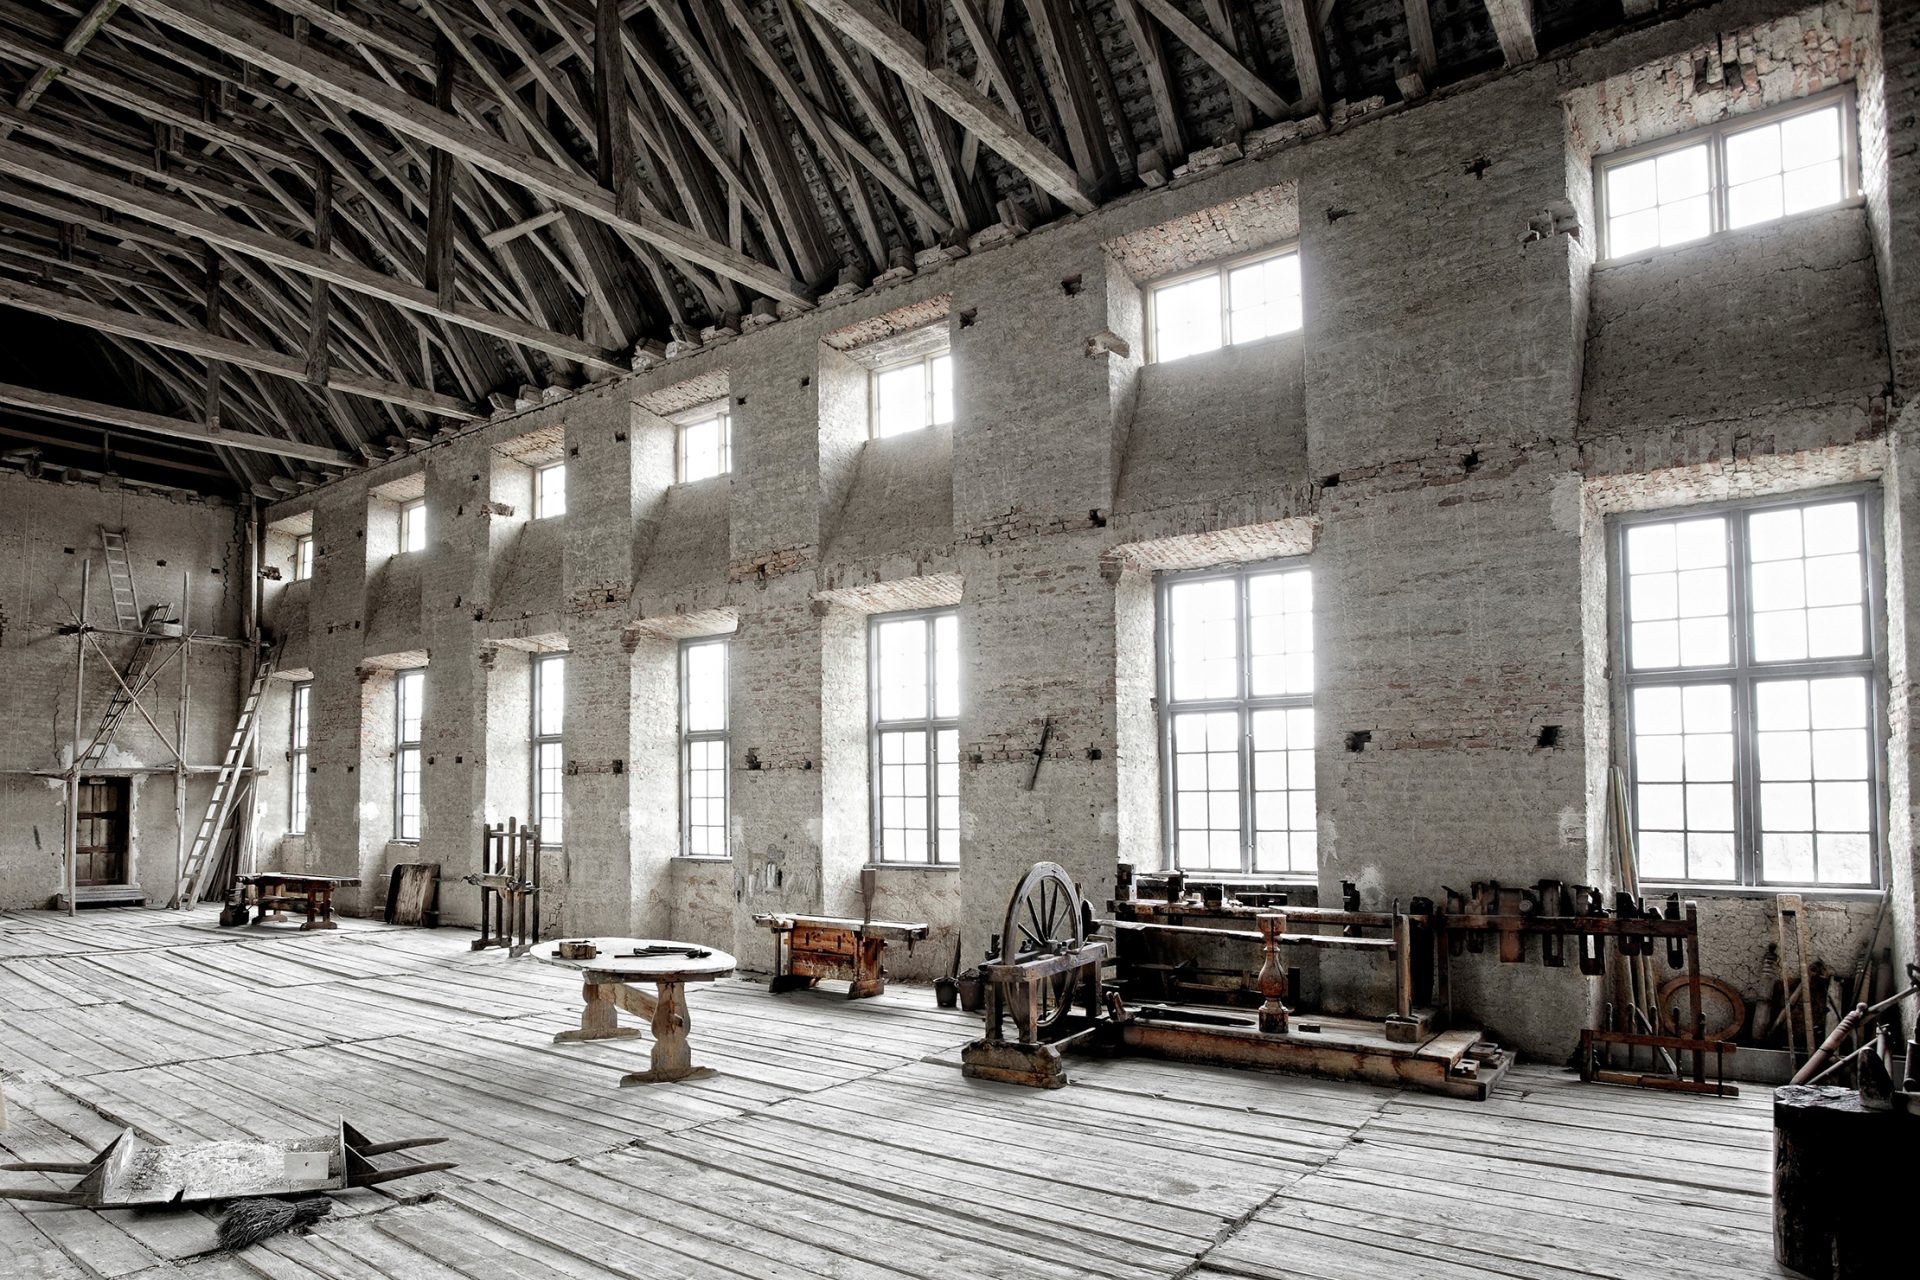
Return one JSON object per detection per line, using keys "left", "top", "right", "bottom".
{"left": 122, "top": 0, "right": 814, "bottom": 306}
{"left": 0, "top": 379, "right": 356, "bottom": 467}
{"left": 1280, "top": 0, "right": 1331, "bottom": 116}
{"left": 0, "top": 142, "right": 623, "bottom": 373}
{"left": 1484, "top": 0, "right": 1537, "bottom": 66}
{"left": 793, "top": 0, "right": 1094, "bottom": 214}
{"left": 1131, "top": 0, "right": 1289, "bottom": 120}
{"left": 0, "top": 0, "right": 123, "bottom": 141}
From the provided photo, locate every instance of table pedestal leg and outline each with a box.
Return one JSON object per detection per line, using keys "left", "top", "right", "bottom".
{"left": 553, "top": 981, "right": 643, "bottom": 1043}
{"left": 619, "top": 980, "right": 714, "bottom": 1085}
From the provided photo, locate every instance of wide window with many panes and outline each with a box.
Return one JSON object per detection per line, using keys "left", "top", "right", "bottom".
{"left": 1159, "top": 562, "right": 1316, "bottom": 874}
{"left": 680, "top": 639, "right": 729, "bottom": 856}
{"left": 676, "top": 403, "right": 731, "bottom": 482}
{"left": 394, "top": 669, "right": 424, "bottom": 841}
{"left": 531, "top": 654, "right": 565, "bottom": 845}
{"left": 1597, "top": 92, "right": 1855, "bottom": 261}
{"left": 289, "top": 682, "right": 311, "bottom": 835}
{"left": 1617, "top": 491, "right": 1881, "bottom": 887}
{"left": 1148, "top": 248, "right": 1301, "bottom": 364}
{"left": 870, "top": 350, "right": 954, "bottom": 438}
{"left": 871, "top": 610, "right": 958, "bottom": 863}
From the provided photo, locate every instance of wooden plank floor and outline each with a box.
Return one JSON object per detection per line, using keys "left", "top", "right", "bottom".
{"left": 0, "top": 908, "right": 1791, "bottom": 1279}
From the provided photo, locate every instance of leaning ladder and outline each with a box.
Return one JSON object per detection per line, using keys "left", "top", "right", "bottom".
{"left": 174, "top": 643, "right": 280, "bottom": 908}
{"left": 76, "top": 633, "right": 166, "bottom": 771}
{"left": 98, "top": 527, "right": 141, "bottom": 631}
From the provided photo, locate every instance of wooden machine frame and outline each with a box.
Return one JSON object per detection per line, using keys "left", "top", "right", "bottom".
{"left": 960, "top": 863, "right": 1512, "bottom": 1098}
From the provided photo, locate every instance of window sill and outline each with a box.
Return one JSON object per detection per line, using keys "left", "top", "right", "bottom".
{"left": 1644, "top": 882, "right": 1884, "bottom": 903}
{"left": 866, "top": 861, "right": 960, "bottom": 872}
{"left": 672, "top": 855, "right": 732, "bottom": 864}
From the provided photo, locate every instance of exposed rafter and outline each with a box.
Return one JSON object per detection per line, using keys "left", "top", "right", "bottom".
{"left": 0, "top": 378, "right": 357, "bottom": 466}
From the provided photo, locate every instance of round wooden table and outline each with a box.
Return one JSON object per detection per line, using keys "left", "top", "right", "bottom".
{"left": 535, "top": 938, "right": 735, "bottom": 1086}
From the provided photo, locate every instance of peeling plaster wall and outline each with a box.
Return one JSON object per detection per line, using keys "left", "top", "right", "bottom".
{"left": 250, "top": 0, "right": 1920, "bottom": 1059}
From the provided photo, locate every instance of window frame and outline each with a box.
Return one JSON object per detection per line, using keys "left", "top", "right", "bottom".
{"left": 532, "top": 462, "right": 566, "bottom": 519}
{"left": 1143, "top": 243, "right": 1302, "bottom": 365}
{"left": 293, "top": 535, "right": 314, "bottom": 582}
{"left": 530, "top": 652, "right": 565, "bottom": 846}
{"left": 867, "top": 349, "right": 954, "bottom": 439}
{"left": 398, "top": 498, "right": 427, "bottom": 554}
{"left": 393, "top": 668, "right": 424, "bottom": 842}
{"left": 288, "top": 681, "right": 311, "bottom": 835}
{"left": 679, "top": 637, "right": 730, "bottom": 858}
{"left": 674, "top": 401, "right": 732, "bottom": 483}
{"left": 868, "top": 607, "right": 960, "bottom": 865}
{"left": 1611, "top": 484, "right": 1887, "bottom": 891}
{"left": 1155, "top": 558, "right": 1317, "bottom": 878}
{"left": 1594, "top": 87, "right": 1859, "bottom": 264}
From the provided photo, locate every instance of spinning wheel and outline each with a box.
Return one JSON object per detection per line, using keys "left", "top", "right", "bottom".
{"left": 997, "top": 862, "right": 1086, "bottom": 1031}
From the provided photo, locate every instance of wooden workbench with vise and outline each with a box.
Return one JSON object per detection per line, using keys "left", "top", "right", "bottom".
{"left": 752, "top": 912, "right": 930, "bottom": 998}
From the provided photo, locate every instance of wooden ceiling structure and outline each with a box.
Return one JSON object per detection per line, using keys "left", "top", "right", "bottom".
{"left": 0, "top": 0, "right": 1649, "bottom": 498}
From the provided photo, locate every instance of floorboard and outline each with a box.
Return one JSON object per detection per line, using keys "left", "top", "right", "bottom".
{"left": 0, "top": 908, "right": 1790, "bottom": 1278}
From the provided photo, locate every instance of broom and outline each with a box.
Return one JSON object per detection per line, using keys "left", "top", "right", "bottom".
{"left": 217, "top": 1196, "right": 332, "bottom": 1251}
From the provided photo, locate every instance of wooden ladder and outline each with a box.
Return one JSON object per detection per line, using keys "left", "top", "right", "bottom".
{"left": 173, "top": 642, "right": 280, "bottom": 908}
{"left": 98, "top": 527, "right": 141, "bottom": 631}
{"left": 76, "top": 634, "right": 165, "bottom": 770}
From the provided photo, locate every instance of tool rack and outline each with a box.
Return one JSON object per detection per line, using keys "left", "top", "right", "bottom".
{"left": 1434, "top": 881, "right": 1735, "bottom": 1095}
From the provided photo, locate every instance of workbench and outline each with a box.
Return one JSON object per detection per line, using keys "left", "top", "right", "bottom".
{"left": 230, "top": 871, "right": 360, "bottom": 930}
{"left": 752, "top": 912, "right": 929, "bottom": 998}
{"left": 535, "top": 937, "right": 736, "bottom": 1085}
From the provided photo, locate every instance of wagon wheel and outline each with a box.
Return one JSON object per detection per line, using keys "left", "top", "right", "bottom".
{"left": 997, "top": 862, "right": 1086, "bottom": 1031}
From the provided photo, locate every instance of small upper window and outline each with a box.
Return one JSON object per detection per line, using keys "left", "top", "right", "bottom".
{"left": 533, "top": 462, "right": 566, "bottom": 518}
{"left": 677, "top": 403, "right": 731, "bottom": 482}
{"left": 1149, "top": 248, "right": 1301, "bottom": 364}
{"left": 1599, "top": 94, "right": 1853, "bottom": 261}
{"left": 399, "top": 498, "right": 427, "bottom": 553}
{"left": 293, "top": 535, "right": 313, "bottom": 582}
{"left": 871, "top": 351, "right": 953, "bottom": 438}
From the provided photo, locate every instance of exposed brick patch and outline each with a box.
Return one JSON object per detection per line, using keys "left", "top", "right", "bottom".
{"left": 727, "top": 545, "right": 811, "bottom": 585}
{"left": 960, "top": 506, "right": 1107, "bottom": 547}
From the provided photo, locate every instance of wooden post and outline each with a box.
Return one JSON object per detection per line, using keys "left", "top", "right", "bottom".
{"left": 65, "top": 559, "right": 88, "bottom": 917}
{"left": 425, "top": 36, "right": 456, "bottom": 307}
{"left": 1256, "top": 912, "right": 1289, "bottom": 1034}
{"left": 174, "top": 570, "right": 189, "bottom": 901}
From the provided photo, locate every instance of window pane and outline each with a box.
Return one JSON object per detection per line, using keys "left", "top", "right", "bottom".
{"left": 400, "top": 501, "right": 427, "bottom": 552}
{"left": 1168, "top": 578, "right": 1239, "bottom": 701}
{"left": 935, "top": 728, "right": 959, "bottom": 864}
{"left": 684, "top": 642, "right": 728, "bottom": 733}
{"left": 681, "top": 411, "right": 729, "bottom": 481}
{"left": 1173, "top": 710, "right": 1239, "bottom": 870}
{"left": 1227, "top": 253, "right": 1301, "bottom": 344}
{"left": 535, "top": 740, "right": 565, "bottom": 845}
{"left": 295, "top": 536, "right": 313, "bottom": 581}
{"left": 877, "top": 729, "right": 931, "bottom": 863}
{"left": 873, "top": 363, "right": 927, "bottom": 437}
{"left": 1625, "top": 516, "right": 1727, "bottom": 669}
{"left": 876, "top": 618, "right": 928, "bottom": 720}
{"left": 933, "top": 613, "right": 959, "bottom": 719}
{"left": 1606, "top": 143, "right": 1712, "bottom": 254}
{"left": 535, "top": 656, "right": 566, "bottom": 738}
{"left": 1152, "top": 273, "right": 1222, "bottom": 363}
{"left": 536, "top": 463, "right": 566, "bottom": 517}
{"left": 686, "top": 735, "right": 727, "bottom": 857}
{"left": 397, "top": 670, "right": 424, "bottom": 743}
{"left": 1631, "top": 682, "right": 1734, "bottom": 880}
{"left": 1247, "top": 568, "right": 1313, "bottom": 696}
{"left": 1251, "top": 708, "right": 1312, "bottom": 874}
{"left": 1748, "top": 500, "right": 1866, "bottom": 663}
{"left": 930, "top": 354, "right": 954, "bottom": 426}
{"left": 1756, "top": 675, "right": 1874, "bottom": 884}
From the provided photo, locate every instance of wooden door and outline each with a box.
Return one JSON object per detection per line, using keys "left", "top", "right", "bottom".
{"left": 76, "top": 778, "right": 129, "bottom": 885}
